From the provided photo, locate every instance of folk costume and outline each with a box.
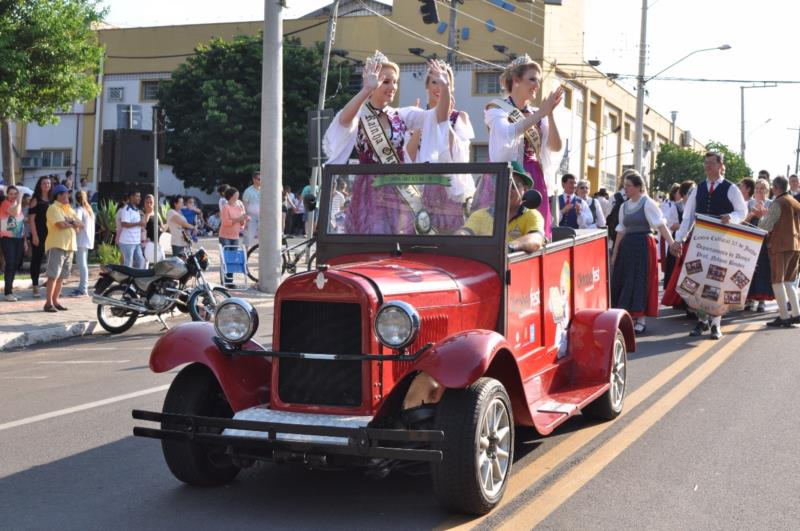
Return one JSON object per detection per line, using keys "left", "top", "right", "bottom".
{"left": 745, "top": 197, "right": 774, "bottom": 303}
{"left": 557, "top": 192, "right": 593, "bottom": 229}
{"left": 611, "top": 196, "right": 666, "bottom": 320}
{"left": 759, "top": 192, "right": 800, "bottom": 324}
{"left": 481, "top": 95, "right": 556, "bottom": 237}
{"left": 663, "top": 176, "right": 747, "bottom": 334}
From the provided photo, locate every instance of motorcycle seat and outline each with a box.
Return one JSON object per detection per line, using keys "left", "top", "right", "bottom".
{"left": 107, "top": 264, "right": 156, "bottom": 278}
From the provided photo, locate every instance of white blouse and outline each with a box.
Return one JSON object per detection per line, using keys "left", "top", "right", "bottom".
{"left": 323, "top": 105, "right": 448, "bottom": 165}
{"left": 484, "top": 106, "right": 555, "bottom": 191}
{"left": 615, "top": 196, "right": 667, "bottom": 233}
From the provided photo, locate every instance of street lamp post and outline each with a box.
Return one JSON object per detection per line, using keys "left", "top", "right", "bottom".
{"left": 632, "top": 0, "right": 730, "bottom": 178}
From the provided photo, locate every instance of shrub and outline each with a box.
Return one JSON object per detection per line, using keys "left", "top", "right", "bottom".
{"left": 96, "top": 199, "right": 119, "bottom": 244}
{"left": 96, "top": 243, "right": 122, "bottom": 266}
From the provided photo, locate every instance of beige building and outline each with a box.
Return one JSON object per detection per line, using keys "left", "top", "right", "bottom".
{"left": 4, "top": 0, "right": 704, "bottom": 196}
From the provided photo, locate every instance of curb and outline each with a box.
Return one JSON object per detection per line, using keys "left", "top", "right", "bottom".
{"left": 0, "top": 291, "right": 275, "bottom": 351}
{"left": 0, "top": 313, "right": 173, "bottom": 352}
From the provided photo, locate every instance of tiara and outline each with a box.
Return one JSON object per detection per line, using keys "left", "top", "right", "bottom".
{"left": 365, "top": 50, "right": 389, "bottom": 70}
{"left": 506, "top": 53, "right": 534, "bottom": 71}
{"left": 427, "top": 59, "right": 453, "bottom": 75}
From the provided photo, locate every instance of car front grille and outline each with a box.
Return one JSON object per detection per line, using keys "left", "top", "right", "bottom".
{"left": 278, "top": 300, "right": 363, "bottom": 407}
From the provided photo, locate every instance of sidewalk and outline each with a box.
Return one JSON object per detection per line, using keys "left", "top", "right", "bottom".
{"left": 0, "top": 240, "right": 277, "bottom": 351}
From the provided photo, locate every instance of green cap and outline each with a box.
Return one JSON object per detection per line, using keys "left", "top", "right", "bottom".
{"left": 510, "top": 160, "right": 534, "bottom": 188}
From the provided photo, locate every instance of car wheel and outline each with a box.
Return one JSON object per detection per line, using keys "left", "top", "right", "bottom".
{"left": 431, "top": 377, "right": 514, "bottom": 515}
{"left": 96, "top": 285, "right": 139, "bottom": 334}
{"left": 582, "top": 330, "right": 627, "bottom": 420}
{"left": 160, "top": 364, "right": 241, "bottom": 486}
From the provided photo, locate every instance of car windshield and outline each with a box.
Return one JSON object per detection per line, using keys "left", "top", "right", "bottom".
{"left": 326, "top": 172, "right": 498, "bottom": 237}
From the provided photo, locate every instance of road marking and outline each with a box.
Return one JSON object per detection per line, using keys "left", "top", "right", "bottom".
{"left": 35, "top": 360, "right": 131, "bottom": 365}
{"left": 437, "top": 326, "right": 732, "bottom": 531}
{"left": 498, "top": 323, "right": 758, "bottom": 530}
{"left": 0, "top": 384, "right": 169, "bottom": 432}
{"left": 1, "top": 376, "right": 49, "bottom": 380}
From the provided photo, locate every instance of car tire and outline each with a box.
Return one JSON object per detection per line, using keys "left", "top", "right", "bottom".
{"left": 431, "top": 377, "right": 514, "bottom": 515}
{"left": 160, "top": 364, "right": 241, "bottom": 486}
{"left": 96, "top": 285, "right": 139, "bottom": 334}
{"left": 582, "top": 330, "right": 627, "bottom": 421}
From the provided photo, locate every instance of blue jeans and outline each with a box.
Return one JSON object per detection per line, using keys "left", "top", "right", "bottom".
{"left": 76, "top": 247, "right": 89, "bottom": 292}
{"left": 119, "top": 243, "right": 145, "bottom": 269}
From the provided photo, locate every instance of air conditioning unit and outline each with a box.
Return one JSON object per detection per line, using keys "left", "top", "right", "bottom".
{"left": 681, "top": 130, "right": 692, "bottom": 147}
{"left": 21, "top": 157, "right": 41, "bottom": 168}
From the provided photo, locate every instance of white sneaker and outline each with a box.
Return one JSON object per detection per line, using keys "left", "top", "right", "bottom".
{"left": 4, "top": 294, "right": 18, "bottom": 302}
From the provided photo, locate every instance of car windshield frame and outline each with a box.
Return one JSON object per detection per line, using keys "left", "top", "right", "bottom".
{"left": 317, "top": 162, "right": 513, "bottom": 274}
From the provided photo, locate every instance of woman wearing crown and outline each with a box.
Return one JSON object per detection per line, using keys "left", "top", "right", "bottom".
{"left": 406, "top": 60, "right": 476, "bottom": 232}
{"left": 323, "top": 51, "right": 453, "bottom": 234}
{"left": 479, "top": 55, "right": 563, "bottom": 237}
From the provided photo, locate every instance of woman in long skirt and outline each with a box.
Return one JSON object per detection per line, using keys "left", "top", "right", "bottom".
{"left": 481, "top": 54, "right": 563, "bottom": 238}
{"left": 743, "top": 178, "right": 774, "bottom": 310}
{"left": 612, "top": 172, "right": 675, "bottom": 334}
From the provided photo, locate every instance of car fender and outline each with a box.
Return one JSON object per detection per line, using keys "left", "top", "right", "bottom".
{"left": 375, "top": 329, "right": 534, "bottom": 426}
{"left": 568, "top": 309, "right": 635, "bottom": 387}
{"left": 149, "top": 322, "right": 271, "bottom": 412}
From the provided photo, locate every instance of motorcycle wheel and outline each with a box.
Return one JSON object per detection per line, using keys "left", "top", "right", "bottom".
{"left": 188, "top": 287, "right": 231, "bottom": 322}
{"left": 96, "top": 285, "right": 139, "bottom": 334}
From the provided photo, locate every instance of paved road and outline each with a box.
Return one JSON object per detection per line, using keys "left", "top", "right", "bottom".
{"left": 1, "top": 307, "right": 798, "bottom": 530}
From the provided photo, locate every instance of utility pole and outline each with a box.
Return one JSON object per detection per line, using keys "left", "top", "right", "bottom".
{"left": 308, "top": 0, "right": 340, "bottom": 240}
{"left": 258, "top": 0, "right": 284, "bottom": 293}
{"left": 446, "top": 0, "right": 458, "bottom": 65}
{"left": 740, "top": 83, "right": 777, "bottom": 165}
{"left": 632, "top": 0, "right": 648, "bottom": 179}
{"left": 91, "top": 56, "right": 103, "bottom": 196}
{"left": 793, "top": 126, "right": 800, "bottom": 174}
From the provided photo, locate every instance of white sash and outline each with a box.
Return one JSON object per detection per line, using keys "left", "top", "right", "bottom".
{"left": 358, "top": 104, "right": 401, "bottom": 165}
{"left": 486, "top": 98, "right": 541, "bottom": 160}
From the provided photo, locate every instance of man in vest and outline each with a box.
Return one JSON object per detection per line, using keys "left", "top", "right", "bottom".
{"left": 558, "top": 173, "right": 593, "bottom": 229}
{"left": 669, "top": 151, "right": 748, "bottom": 339}
{"left": 758, "top": 176, "right": 800, "bottom": 327}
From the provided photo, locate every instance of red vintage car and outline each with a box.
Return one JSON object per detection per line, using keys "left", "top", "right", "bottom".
{"left": 133, "top": 163, "right": 634, "bottom": 515}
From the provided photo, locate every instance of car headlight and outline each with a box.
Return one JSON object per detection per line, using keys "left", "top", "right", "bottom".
{"left": 214, "top": 298, "right": 259, "bottom": 344}
{"left": 374, "top": 301, "right": 420, "bottom": 350}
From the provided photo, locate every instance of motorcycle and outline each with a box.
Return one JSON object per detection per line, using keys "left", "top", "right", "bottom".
{"left": 92, "top": 247, "right": 230, "bottom": 334}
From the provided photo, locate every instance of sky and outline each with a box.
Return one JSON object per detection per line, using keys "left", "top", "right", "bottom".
{"left": 101, "top": 0, "right": 800, "bottom": 177}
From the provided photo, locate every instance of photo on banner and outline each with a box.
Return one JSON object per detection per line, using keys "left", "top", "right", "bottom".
{"left": 676, "top": 214, "right": 766, "bottom": 316}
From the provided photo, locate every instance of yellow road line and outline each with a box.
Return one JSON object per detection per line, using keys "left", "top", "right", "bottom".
{"left": 436, "top": 326, "right": 735, "bottom": 531}
{"left": 498, "top": 323, "right": 758, "bottom": 530}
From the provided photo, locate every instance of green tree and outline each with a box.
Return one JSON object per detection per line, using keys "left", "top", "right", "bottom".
{"left": 0, "top": 0, "right": 105, "bottom": 184}
{"left": 651, "top": 144, "right": 703, "bottom": 193}
{"left": 158, "top": 35, "right": 354, "bottom": 193}
{"left": 652, "top": 141, "right": 750, "bottom": 193}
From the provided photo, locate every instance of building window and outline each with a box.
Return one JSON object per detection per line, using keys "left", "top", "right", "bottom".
{"left": 608, "top": 113, "right": 619, "bottom": 132}
{"left": 108, "top": 87, "right": 124, "bottom": 102}
{"left": 141, "top": 80, "right": 161, "bottom": 101}
{"left": 117, "top": 104, "right": 143, "bottom": 129}
{"left": 624, "top": 122, "right": 631, "bottom": 141}
{"left": 471, "top": 144, "right": 489, "bottom": 162}
{"left": 474, "top": 72, "right": 501, "bottom": 95}
{"left": 576, "top": 96, "right": 584, "bottom": 118}
{"left": 22, "top": 149, "right": 72, "bottom": 168}
{"left": 563, "top": 86, "right": 573, "bottom": 110}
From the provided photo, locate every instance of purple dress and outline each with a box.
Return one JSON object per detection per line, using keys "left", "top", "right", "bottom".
{"left": 345, "top": 108, "right": 416, "bottom": 234}
{"left": 421, "top": 111, "right": 469, "bottom": 233}
{"left": 480, "top": 97, "right": 553, "bottom": 238}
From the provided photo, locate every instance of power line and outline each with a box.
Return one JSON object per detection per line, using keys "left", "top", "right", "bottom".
{"left": 434, "top": 0, "right": 543, "bottom": 50}
{"left": 354, "top": 0, "right": 503, "bottom": 70}
{"left": 475, "top": 0, "right": 546, "bottom": 24}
